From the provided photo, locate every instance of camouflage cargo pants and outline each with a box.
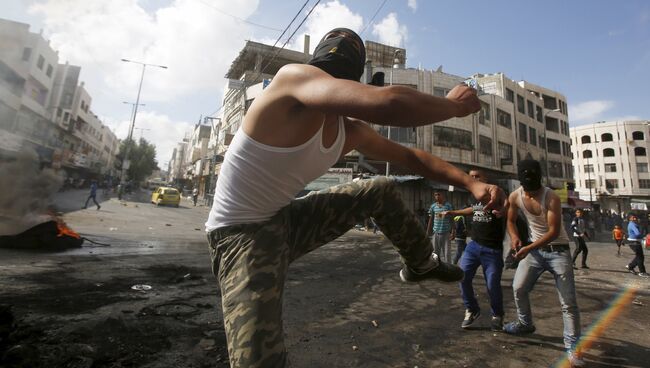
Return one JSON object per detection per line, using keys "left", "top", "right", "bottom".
{"left": 207, "top": 177, "right": 434, "bottom": 367}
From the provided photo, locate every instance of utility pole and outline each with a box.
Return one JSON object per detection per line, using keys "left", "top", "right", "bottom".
{"left": 386, "top": 49, "right": 403, "bottom": 177}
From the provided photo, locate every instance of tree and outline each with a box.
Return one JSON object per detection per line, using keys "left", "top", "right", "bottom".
{"left": 117, "top": 138, "right": 159, "bottom": 183}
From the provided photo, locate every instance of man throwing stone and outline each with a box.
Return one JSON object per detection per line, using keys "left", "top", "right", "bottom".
{"left": 204, "top": 28, "right": 506, "bottom": 368}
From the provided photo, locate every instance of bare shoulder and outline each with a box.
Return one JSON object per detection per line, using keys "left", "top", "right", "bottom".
{"left": 508, "top": 190, "right": 520, "bottom": 208}
{"left": 546, "top": 190, "right": 562, "bottom": 210}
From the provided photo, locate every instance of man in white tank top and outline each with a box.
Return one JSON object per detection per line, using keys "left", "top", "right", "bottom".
{"left": 503, "top": 160, "right": 584, "bottom": 368}
{"left": 205, "top": 28, "right": 507, "bottom": 368}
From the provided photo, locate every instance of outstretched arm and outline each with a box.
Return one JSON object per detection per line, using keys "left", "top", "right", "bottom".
{"left": 280, "top": 64, "right": 480, "bottom": 126}
{"left": 345, "top": 120, "right": 506, "bottom": 213}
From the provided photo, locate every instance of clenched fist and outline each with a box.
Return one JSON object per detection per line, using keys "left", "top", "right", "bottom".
{"left": 446, "top": 84, "right": 481, "bottom": 117}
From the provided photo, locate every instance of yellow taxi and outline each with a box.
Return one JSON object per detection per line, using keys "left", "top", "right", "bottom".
{"left": 151, "top": 187, "right": 181, "bottom": 207}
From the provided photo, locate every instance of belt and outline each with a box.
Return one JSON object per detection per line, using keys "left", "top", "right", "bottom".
{"left": 539, "top": 244, "right": 569, "bottom": 252}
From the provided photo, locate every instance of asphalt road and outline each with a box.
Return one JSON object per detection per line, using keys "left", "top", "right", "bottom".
{"left": 0, "top": 189, "right": 649, "bottom": 367}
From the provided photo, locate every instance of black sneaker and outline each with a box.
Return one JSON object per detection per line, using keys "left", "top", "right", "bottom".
{"left": 639, "top": 272, "right": 649, "bottom": 278}
{"left": 581, "top": 265, "right": 590, "bottom": 269}
{"left": 461, "top": 310, "right": 480, "bottom": 329}
{"left": 490, "top": 316, "right": 504, "bottom": 331}
{"left": 399, "top": 259, "right": 464, "bottom": 283}
{"left": 626, "top": 265, "right": 637, "bottom": 275}
{"left": 503, "top": 320, "right": 536, "bottom": 335}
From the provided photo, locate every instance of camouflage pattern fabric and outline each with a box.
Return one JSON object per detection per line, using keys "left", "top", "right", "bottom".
{"left": 207, "top": 177, "right": 434, "bottom": 367}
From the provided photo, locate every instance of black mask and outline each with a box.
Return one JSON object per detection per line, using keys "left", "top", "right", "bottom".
{"left": 307, "top": 28, "right": 365, "bottom": 81}
{"left": 518, "top": 160, "right": 543, "bottom": 192}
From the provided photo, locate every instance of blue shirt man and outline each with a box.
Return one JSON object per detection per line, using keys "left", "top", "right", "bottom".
{"left": 626, "top": 215, "right": 647, "bottom": 276}
{"left": 83, "top": 180, "right": 100, "bottom": 210}
{"left": 426, "top": 191, "right": 453, "bottom": 262}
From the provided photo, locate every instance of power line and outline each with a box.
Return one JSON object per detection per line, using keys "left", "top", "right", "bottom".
{"left": 192, "top": 0, "right": 284, "bottom": 32}
{"left": 360, "top": 0, "right": 389, "bottom": 36}
{"left": 203, "top": 0, "right": 316, "bottom": 119}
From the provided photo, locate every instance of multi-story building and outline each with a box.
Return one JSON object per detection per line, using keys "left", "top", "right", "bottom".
{"left": 0, "top": 18, "right": 119, "bottom": 180}
{"left": 570, "top": 120, "right": 650, "bottom": 213}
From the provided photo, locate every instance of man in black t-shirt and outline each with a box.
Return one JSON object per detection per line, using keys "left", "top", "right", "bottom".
{"left": 444, "top": 168, "right": 507, "bottom": 331}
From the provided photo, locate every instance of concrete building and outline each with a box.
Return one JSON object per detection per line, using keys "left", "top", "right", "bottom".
{"left": 570, "top": 120, "right": 650, "bottom": 213}
{"left": 0, "top": 18, "right": 119, "bottom": 181}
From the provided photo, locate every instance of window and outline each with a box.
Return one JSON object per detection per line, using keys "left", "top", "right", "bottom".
{"left": 46, "top": 64, "right": 53, "bottom": 77}
{"left": 479, "top": 135, "right": 492, "bottom": 156}
{"left": 549, "top": 161, "right": 563, "bottom": 178}
{"left": 640, "top": 179, "right": 650, "bottom": 189}
{"left": 433, "top": 126, "right": 473, "bottom": 150}
{"left": 635, "top": 147, "right": 647, "bottom": 156}
{"left": 529, "top": 127, "right": 537, "bottom": 146}
{"left": 22, "top": 47, "right": 32, "bottom": 61}
{"left": 37, "top": 55, "right": 44, "bottom": 69}
{"left": 496, "top": 109, "right": 512, "bottom": 128}
{"left": 585, "top": 179, "right": 596, "bottom": 189}
{"left": 584, "top": 164, "right": 594, "bottom": 173}
{"left": 535, "top": 106, "right": 543, "bottom": 122}
{"left": 498, "top": 141, "right": 513, "bottom": 164}
{"left": 517, "top": 94, "right": 525, "bottom": 113}
{"left": 604, "top": 163, "right": 617, "bottom": 172}
{"left": 539, "top": 135, "right": 546, "bottom": 149}
{"left": 637, "top": 163, "right": 649, "bottom": 173}
{"left": 581, "top": 135, "right": 591, "bottom": 144}
{"left": 527, "top": 100, "right": 534, "bottom": 118}
{"left": 547, "top": 139, "right": 561, "bottom": 154}
{"left": 605, "top": 179, "right": 619, "bottom": 189}
{"left": 601, "top": 133, "right": 613, "bottom": 142}
{"left": 433, "top": 87, "right": 448, "bottom": 97}
{"left": 380, "top": 126, "right": 416, "bottom": 144}
{"left": 632, "top": 131, "right": 644, "bottom": 140}
{"left": 546, "top": 117, "right": 559, "bottom": 133}
{"left": 603, "top": 148, "right": 615, "bottom": 157}
{"left": 506, "top": 88, "right": 514, "bottom": 102}
{"left": 519, "top": 122, "right": 528, "bottom": 142}
{"left": 582, "top": 149, "right": 592, "bottom": 158}
{"left": 479, "top": 101, "right": 490, "bottom": 124}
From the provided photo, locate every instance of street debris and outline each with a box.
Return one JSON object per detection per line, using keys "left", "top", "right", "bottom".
{"left": 165, "top": 224, "right": 172, "bottom": 226}
{"left": 130, "top": 284, "right": 152, "bottom": 291}
{"left": 632, "top": 299, "right": 644, "bottom": 306}
{"left": 352, "top": 345, "right": 358, "bottom": 351}
{"left": 109, "top": 227, "right": 118, "bottom": 231}
{"left": 371, "top": 320, "right": 378, "bottom": 328}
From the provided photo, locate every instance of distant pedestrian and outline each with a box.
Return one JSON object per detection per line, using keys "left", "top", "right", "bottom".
{"left": 451, "top": 215, "right": 467, "bottom": 264}
{"left": 571, "top": 209, "right": 590, "bottom": 269}
{"left": 612, "top": 225, "right": 624, "bottom": 256}
{"left": 83, "top": 180, "right": 101, "bottom": 210}
{"left": 625, "top": 214, "right": 648, "bottom": 277}
{"left": 192, "top": 187, "right": 199, "bottom": 206}
{"left": 426, "top": 191, "right": 453, "bottom": 263}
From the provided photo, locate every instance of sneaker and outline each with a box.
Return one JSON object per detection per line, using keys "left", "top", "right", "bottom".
{"left": 399, "top": 257, "right": 464, "bottom": 283}
{"left": 639, "top": 272, "right": 649, "bottom": 278}
{"left": 461, "top": 309, "right": 480, "bottom": 329}
{"left": 97, "top": 205, "right": 101, "bottom": 210}
{"left": 503, "top": 320, "right": 536, "bottom": 335}
{"left": 626, "top": 265, "right": 637, "bottom": 275}
{"left": 490, "top": 316, "right": 503, "bottom": 331}
{"left": 567, "top": 350, "right": 586, "bottom": 367}
{"left": 581, "top": 265, "right": 590, "bottom": 269}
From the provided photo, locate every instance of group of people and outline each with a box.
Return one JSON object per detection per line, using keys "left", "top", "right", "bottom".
{"left": 201, "top": 28, "right": 644, "bottom": 367}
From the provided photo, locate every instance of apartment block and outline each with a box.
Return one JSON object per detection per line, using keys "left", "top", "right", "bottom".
{"left": 570, "top": 120, "right": 650, "bottom": 213}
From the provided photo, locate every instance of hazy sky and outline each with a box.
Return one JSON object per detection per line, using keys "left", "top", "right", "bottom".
{"left": 4, "top": 0, "right": 649, "bottom": 165}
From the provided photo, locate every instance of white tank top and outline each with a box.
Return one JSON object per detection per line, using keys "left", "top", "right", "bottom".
{"left": 517, "top": 187, "right": 571, "bottom": 245}
{"left": 205, "top": 117, "right": 346, "bottom": 231}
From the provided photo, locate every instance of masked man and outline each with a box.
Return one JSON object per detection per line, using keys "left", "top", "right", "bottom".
{"left": 204, "top": 28, "right": 506, "bottom": 368}
{"left": 503, "top": 159, "right": 584, "bottom": 367}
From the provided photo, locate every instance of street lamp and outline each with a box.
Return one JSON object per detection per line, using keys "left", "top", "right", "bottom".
{"left": 542, "top": 108, "right": 562, "bottom": 186}
{"left": 120, "top": 59, "right": 167, "bottom": 184}
{"left": 122, "top": 101, "right": 146, "bottom": 129}
{"left": 386, "top": 49, "right": 403, "bottom": 176}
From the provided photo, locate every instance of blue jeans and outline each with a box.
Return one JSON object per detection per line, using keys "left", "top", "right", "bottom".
{"left": 459, "top": 241, "right": 504, "bottom": 317}
{"left": 512, "top": 248, "right": 581, "bottom": 350}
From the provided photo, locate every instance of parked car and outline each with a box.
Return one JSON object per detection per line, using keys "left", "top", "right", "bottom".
{"left": 151, "top": 187, "right": 181, "bottom": 207}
